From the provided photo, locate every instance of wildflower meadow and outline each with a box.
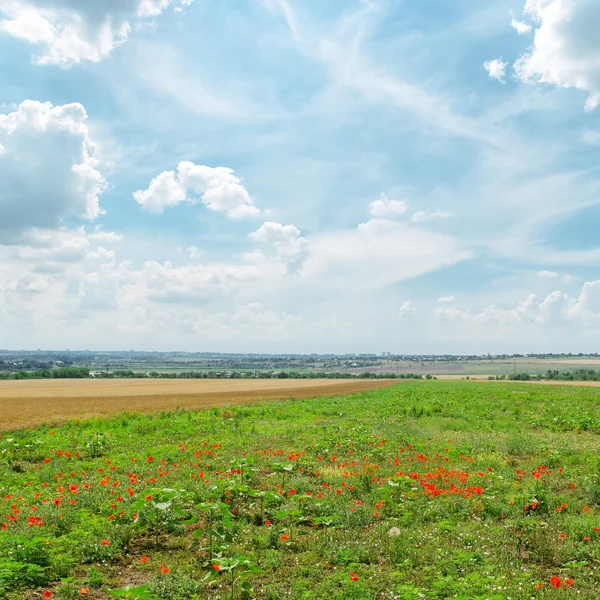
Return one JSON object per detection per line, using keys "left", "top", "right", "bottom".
{"left": 1, "top": 381, "right": 600, "bottom": 599}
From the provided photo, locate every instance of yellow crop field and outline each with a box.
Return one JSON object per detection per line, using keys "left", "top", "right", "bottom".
{"left": 0, "top": 378, "right": 397, "bottom": 430}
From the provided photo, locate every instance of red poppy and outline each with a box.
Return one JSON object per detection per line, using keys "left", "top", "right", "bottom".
{"left": 349, "top": 572, "right": 359, "bottom": 581}
{"left": 550, "top": 576, "right": 561, "bottom": 589}
{"left": 564, "top": 578, "right": 574, "bottom": 586}
{"left": 140, "top": 556, "right": 149, "bottom": 563}
{"left": 213, "top": 563, "right": 220, "bottom": 571}
{"left": 280, "top": 534, "right": 289, "bottom": 541}
{"left": 161, "top": 567, "right": 169, "bottom": 574}
{"left": 101, "top": 539, "right": 110, "bottom": 546}
{"left": 43, "top": 591, "right": 52, "bottom": 599}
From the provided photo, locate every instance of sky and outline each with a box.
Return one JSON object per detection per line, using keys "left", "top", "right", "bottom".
{"left": 1, "top": 0, "right": 600, "bottom": 354}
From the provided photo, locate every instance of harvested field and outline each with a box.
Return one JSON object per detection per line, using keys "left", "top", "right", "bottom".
{"left": 0, "top": 378, "right": 397, "bottom": 430}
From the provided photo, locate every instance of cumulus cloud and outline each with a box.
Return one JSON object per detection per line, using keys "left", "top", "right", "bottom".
{"left": 369, "top": 193, "right": 409, "bottom": 218}
{"left": 436, "top": 281, "right": 600, "bottom": 327}
{"left": 438, "top": 295, "right": 456, "bottom": 303}
{"left": 511, "top": 17, "right": 532, "bottom": 34}
{"left": 134, "top": 162, "right": 260, "bottom": 218}
{"left": 249, "top": 221, "right": 310, "bottom": 272}
{"left": 484, "top": 58, "right": 508, "bottom": 83}
{"left": 514, "top": 0, "right": 600, "bottom": 111}
{"left": 0, "top": 100, "right": 106, "bottom": 242}
{"left": 398, "top": 300, "right": 416, "bottom": 319}
{"left": 0, "top": 0, "right": 194, "bottom": 67}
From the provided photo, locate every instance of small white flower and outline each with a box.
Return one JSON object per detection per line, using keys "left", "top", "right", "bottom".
{"left": 387, "top": 527, "right": 401, "bottom": 537}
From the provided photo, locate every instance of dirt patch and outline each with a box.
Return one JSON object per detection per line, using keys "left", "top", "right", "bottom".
{"left": 0, "top": 379, "right": 398, "bottom": 430}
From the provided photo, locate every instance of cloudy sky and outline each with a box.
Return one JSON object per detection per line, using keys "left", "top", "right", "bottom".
{"left": 1, "top": 0, "right": 600, "bottom": 354}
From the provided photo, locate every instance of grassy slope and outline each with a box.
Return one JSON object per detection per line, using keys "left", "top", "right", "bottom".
{"left": 1, "top": 381, "right": 600, "bottom": 599}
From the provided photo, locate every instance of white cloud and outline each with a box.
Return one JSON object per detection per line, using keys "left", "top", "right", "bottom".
{"left": 369, "top": 193, "right": 409, "bottom": 218}
{"left": 230, "top": 302, "right": 302, "bottom": 333}
{"left": 411, "top": 210, "right": 453, "bottom": 223}
{"left": 134, "top": 162, "right": 261, "bottom": 218}
{"left": 0, "top": 0, "right": 194, "bottom": 67}
{"left": 0, "top": 100, "right": 106, "bottom": 242}
{"left": 537, "top": 270, "right": 558, "bottom": 277}
{"left": 582, "top": 130, "right": 600, "bottom": 145}
{"left": 438, "top": 295, "right": 456, "bottom": 303}
{"left": 514, "top": 0, "right": 600, "bottom": 111}
{"left": 398, "top": 300, "right": 416, "bottom": 319}
{"left": 132, "top": 171, "right": 186, "bottom": 214}
{"left": 302, "top": 217, "right": 470, "bottom": 292}
{"left": 484, "top": 58, "right": 508, "bottom": 83}
{"left": 436, "top": 281, "right": 600, "bottom": 328}
{"left": 511, "top": 18, "right": 532, "bottom": 34}
{"left": 568, "top": 280, "right": 600, "bottom": 318}
{"left": 249, "top": 221, "right": 310, "bottom": 272}
{"left": 187, "top": 246, "right": 202, "bottom": 260}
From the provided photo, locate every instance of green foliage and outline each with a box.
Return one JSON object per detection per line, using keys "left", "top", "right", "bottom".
{"left": 148, "top": 573, "right": 201, "bottom": 599}
{"left": 2, "top": 381, "right": 600, "bottom": 598}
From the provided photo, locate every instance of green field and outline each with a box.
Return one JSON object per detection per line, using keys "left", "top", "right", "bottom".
{"left": 2, "top": 381, "right": 600, "bottom": 599}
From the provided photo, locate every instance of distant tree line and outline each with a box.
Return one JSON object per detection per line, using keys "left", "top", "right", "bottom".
{"left": 0, "top": 366, "right": 91, "bottom": 380}
{"left": 505, "top": 369, "right": 600, "bottom": 382}
{"left": 0, "top": 368, "right": 427, "bottom": 381}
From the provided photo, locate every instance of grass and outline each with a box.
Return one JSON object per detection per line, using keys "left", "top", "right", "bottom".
{"left": 1, "top": 380, "right": 600, "bottom": 599}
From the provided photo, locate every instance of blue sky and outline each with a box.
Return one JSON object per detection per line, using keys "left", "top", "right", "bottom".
{"left": 1, "top": 0, "right": 600, "bottom": 353}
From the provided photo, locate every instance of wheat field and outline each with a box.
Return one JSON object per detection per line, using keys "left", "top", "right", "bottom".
{"left": 0, "top": 378, "right": 397, "bottom": 430}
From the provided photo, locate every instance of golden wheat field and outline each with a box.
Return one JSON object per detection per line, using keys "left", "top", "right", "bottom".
{"left": 0, "top": 378, "right": 397, "bottom": 430}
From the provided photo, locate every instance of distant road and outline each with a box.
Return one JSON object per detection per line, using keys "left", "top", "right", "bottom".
{"left": 0, "top": 378, "right": 398, "bottom": 430}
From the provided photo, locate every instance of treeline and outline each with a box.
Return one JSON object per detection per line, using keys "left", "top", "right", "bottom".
{"left": 506, "top": 369, "right": 600, "bottom": 382}
{"left": 0, "top": 368, "right": 427, "bottom": 381}
{"left": 93, "top": 370, "right": 426, "bottom": 380}
{"left": 0, "top": 367, "right": 91, "bottom": 380}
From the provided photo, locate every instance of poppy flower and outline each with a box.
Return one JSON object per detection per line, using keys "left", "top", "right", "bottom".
{"left": 213, "top": 563, "right": 221, "bottom": 571}
{"left": 281, "top": 534, "right": 289, "bottom": 541}
{"left": 349, "top": 572, "right": 359, "bottom": 581}
{"left": 564, "top": 578, "right": 574, "bottom": 586}
{"left": 550, "top": 576, "right": 562, "bottom": 589}
{"left": 43, "top": 591, "right": 52, "bottom": 598}
{"left": 161, "top": 567, "right": 169, "bottom": 574}
{"left": 101, "top": 539, "right": 110, "bottom": 546}
{"left": 79, "top": 588, "right": 89, "bottom": 595}
{"left": 140, "top": 556, "right": 149, "bottom": 563}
